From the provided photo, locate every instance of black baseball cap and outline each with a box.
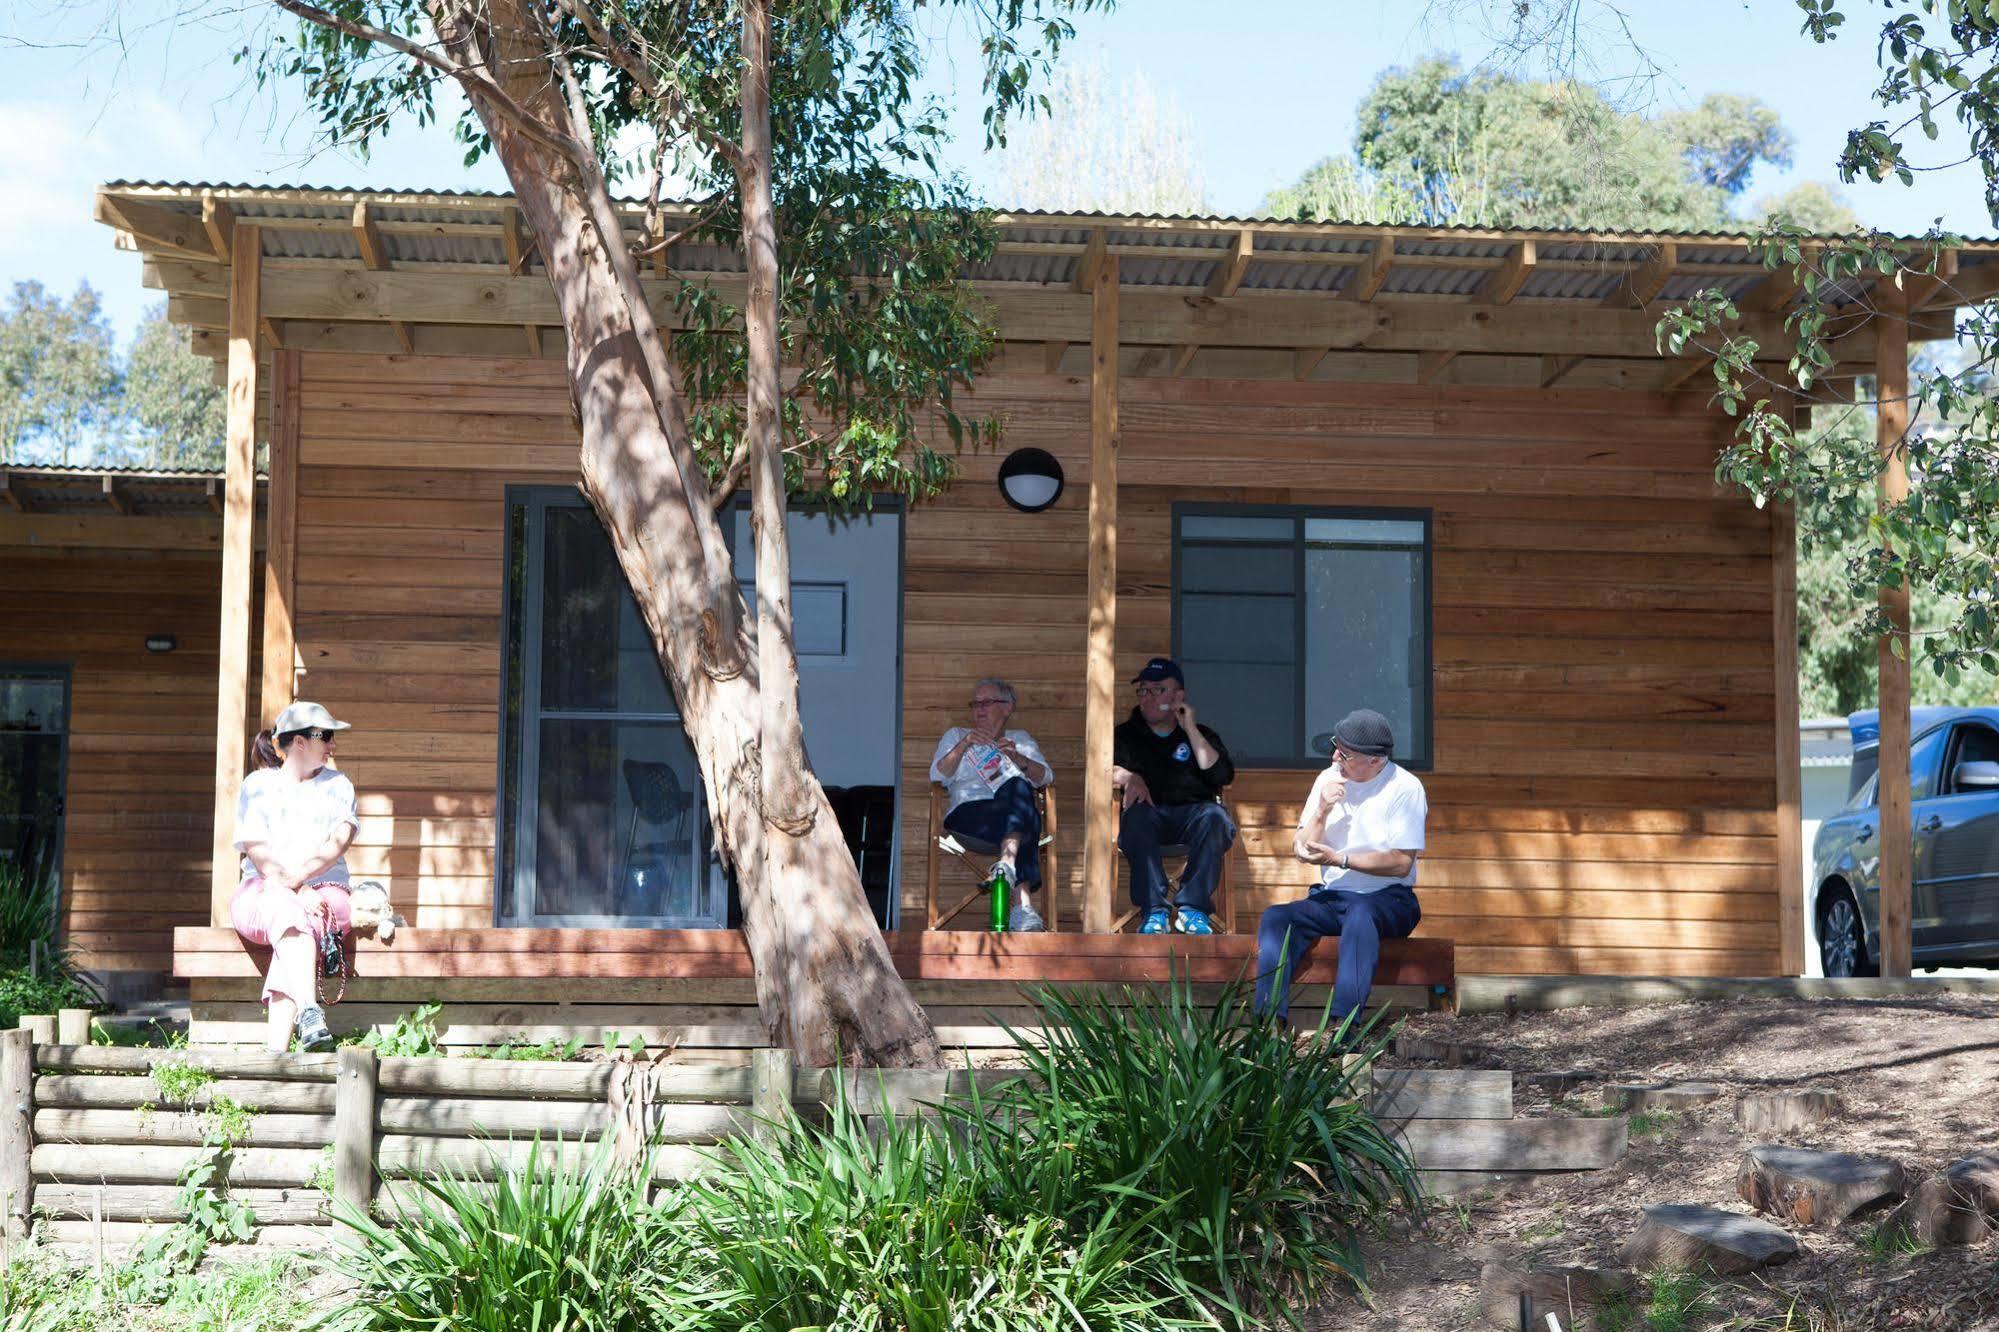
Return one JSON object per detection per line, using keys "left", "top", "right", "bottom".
{"left": 1130, "top": 657, "right": 1185, "bottom": 685}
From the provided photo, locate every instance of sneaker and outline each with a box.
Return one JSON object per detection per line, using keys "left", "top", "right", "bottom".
{"left": 295, "top": 1004, "right": 334, "bottom": 1051}
{"left": 987, "top": 861, "right": 1017, "bottom": 894}
{"left": 1174, "top": 908, "right": 1216, "bottom": 936}
{"left": 1007, "top": 902, "right": 1046, "bottom": 933}
{"left": 1138, "top": 908, "right": 1172, "bottom": 935}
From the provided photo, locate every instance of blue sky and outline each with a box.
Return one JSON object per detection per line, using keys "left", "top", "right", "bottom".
{"left": 3, "top": 0, "right": 1991, "bottom": 343}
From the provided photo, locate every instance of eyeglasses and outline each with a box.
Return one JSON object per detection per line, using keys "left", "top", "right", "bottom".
{"left": 1134, "top": 684, "right": 1174, "bottom": 698}
{"left": 1333, "top": 746, "right": 1380, "bottom": 764}
{"left": 969, "top": 698, "right": 1007, "bottom": 709}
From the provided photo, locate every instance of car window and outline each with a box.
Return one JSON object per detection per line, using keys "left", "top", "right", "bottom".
{"left": 1946, "top": 722, "right": 1999, "bottom": 795}
{"left": 1852, "top": 724, "right": 1950, "bottom": 807}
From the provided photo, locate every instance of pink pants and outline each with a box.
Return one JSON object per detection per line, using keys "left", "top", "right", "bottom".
{"left": 231, "top": 878, "right": 349, "bottom": 1007}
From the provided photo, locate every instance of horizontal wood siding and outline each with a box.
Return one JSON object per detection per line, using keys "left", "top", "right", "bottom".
{"left": 1, "top": 549, "right": 232, "bottom": 975}
{"left": 901, "top": 372, "right": 1780, "bottom": 977}
{"left": 288, "top": 352, "right": 1779, "bottom": 976}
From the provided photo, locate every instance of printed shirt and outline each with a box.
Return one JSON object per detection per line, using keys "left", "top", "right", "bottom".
{"left": 1299, "top": 761, "right": 1427, "bottom": 895}
{"left": 930, "top": 728, "right": 1051, "bottom": 815}
{"left": 234, "top": 766, "right": 361, "bottom": 885}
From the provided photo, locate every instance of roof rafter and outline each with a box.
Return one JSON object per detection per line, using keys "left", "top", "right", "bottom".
{"left": 1476, "top": 239, "right": 1536, "bottom": 305}
{"left": 1604, "top": 242, "right": 1678, "bottom": 308}
{"left": 1341, "top": 232, "right": 1395, "bottom": 302}
{"left": 352, "top": 201, "right": 416, "bottom": 355}
{"left": 201, "top": 192, "right": 236, "bottom": 264}
{"left": 1204, "top": 230, "right": 1255, "bottom": 298}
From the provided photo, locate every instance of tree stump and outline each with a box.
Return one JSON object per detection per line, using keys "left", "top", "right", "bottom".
{"left": 1944, "top": 1153, "right": 1999, "bottom": 1217}
{"left": 1619, "top": 1204, "right": 1800, "bottom": 1275}
{"left": 1737, "top": 1145, "right": 1906, "bottom": 1226}
{"left": 1609, "top": 1081, "right": 1722, "bottom": 1112}
{"left": 1735, "top": 1090, "right": 1841, "bottom": 1135}
{"left": 1477, "top": 1262, "right": 1633, "bottom": 1330}
{"left": 1884, "top": 1175, "right": 1993, "bottom": 1246}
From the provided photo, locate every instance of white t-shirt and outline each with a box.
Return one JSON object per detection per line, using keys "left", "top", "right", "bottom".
{"left": 234, "top": 766, "right": 360, "bottom": 885}
{"left": 930, "top": 728, "right": 1052, "bottom": 815}
{"left": 1298, "top": 761, "right": 1427, "bottom": 895}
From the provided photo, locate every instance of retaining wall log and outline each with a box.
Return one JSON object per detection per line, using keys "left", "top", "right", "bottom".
{"left": 38, "top": 1220, "right": 333, "bottom": 1250}
{"left": 31, "top": 1143, "right": 324, "bottom": 1188}
{"left": 377, "top": 1058, "right": 613, "bottom": 1100}
{"left": 377, "top": 1095, "right": 612, "bottom": 1138}
{"left": 33, "top": 1047, "right": 338, "bottom": 1081}
{"left": 33, "top": 1183, "right": 331, "bottom": 1225}
{"left": 1, "top": 1028, "right": 31, "bottom": 1240}
{"left": 31, "top": 1108, "right": 336, "bottom": 1148}
{"left": 35, "top": 1076, "right": 336, "bottom": 1113}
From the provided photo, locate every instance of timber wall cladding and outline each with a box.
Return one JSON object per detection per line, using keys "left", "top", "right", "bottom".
{"left": 0, "top": 549, "right": 233, "bottom": 976}
{"left": 292, "top": 352, "right": 1779, "bottom": 976}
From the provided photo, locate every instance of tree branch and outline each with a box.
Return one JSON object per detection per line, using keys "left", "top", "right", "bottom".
{"left": 553, "top": 0, "right": 746, "bottom": 169}
{"left": 270, "top": 0, "right": 587, "bottom": 164}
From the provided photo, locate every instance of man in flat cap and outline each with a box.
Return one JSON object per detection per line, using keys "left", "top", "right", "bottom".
{"left": 1112, "top": 657, "right": 1236, "bottom": 935}
{"left": 1254, "top": 707, "right": 1427, "bottom": 1025}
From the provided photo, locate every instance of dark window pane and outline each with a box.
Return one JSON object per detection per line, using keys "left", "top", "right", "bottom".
{"left": 1180, "top": 662, "right": 1296, "bottom": 759}
{"left": 793, "top": 582, "right": 847, "bottom": 657}
{"left": 1304, "top": 547, "right": 1427, "bottom": 761}
{"left": 1180, "top": 543, "right": 1294, "bottom": 595}
{"left": 538, "top": 507, "right": 673, "bottom": 716}
{"left": 1911, "top": 726, "right": 1949, "bottom": 802}
{"left": 1182, "top": 515, "right": 1294, "bottom": 542}
{"left": 1180, "top": 593, "right": 1295, "bottom": 664}
{"left": 532, "top": 720, "right": 709, "bottom": 923}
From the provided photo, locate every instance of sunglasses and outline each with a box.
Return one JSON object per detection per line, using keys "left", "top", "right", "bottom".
{"left": 298, "top": 728, "right": 337, "bottom": 743}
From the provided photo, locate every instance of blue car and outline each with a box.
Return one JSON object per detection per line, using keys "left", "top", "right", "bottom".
{"left": 1810, "top": 706, "right": 1999, "bottom": 976}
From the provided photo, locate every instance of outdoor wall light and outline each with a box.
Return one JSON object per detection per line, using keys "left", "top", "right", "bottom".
{"left": 997, "top": 447, "right": 1064, "bottom": 513}
{"left": 145, "top": 635, "right": 177, "bottom": 654}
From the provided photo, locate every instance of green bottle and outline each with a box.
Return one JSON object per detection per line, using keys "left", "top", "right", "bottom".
{"left": 990, "top": 872, "right": 1009, "bottom": 933}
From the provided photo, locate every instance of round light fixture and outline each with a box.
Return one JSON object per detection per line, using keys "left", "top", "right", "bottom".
{"left": 997, "top": 447, "right": 1064, "bottom": 513}
{"left": 145, "top": 635, "right": 177, "bottom": 654}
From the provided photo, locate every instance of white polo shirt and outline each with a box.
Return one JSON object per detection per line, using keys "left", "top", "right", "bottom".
{"left": 234, "top": 766, "right": 360, "bottom": 885}
{"left": 1298, "top": 760, "right": 1427, "bottom": 894}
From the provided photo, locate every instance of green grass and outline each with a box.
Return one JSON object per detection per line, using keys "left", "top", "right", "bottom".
{"left": 1855, "top": 1218, "right": 1928, "bottom": 1262}
{"left": 2, "top": 1246, "right": 317, "bottom": 1331}
{"left": 1628, "top": 1109, "right": 1679, "bottom": 1140}
{"left": 1643, "top": 1270, "right": 1717, "bottom": 1332}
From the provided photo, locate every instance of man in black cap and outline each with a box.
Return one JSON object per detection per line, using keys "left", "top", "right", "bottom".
{"left": 1112, "top": 657, "right": 1236, "bottom": 935}
{"left": 1254, "top": 707, "right": 1427, "bottom": 1025}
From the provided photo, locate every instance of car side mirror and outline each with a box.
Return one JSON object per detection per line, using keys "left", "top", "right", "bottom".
{"left": 1310, "top": 732, "right": 1335, "bottom": 757}
{"left": 1957, "top": 760, "right": 1999, "bottom": 790}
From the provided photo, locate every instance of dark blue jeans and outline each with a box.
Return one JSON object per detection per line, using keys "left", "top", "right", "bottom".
{"left": 1254, "top": 884, "right": 1421, "bottom": 1022}
{"left": 942, "top": 777, "right": 1041, "bottom": 888}
{"left": 1118, "top": 800, "right": 1235, "bottom": 914}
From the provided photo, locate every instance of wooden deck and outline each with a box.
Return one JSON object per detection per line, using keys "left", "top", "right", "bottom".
{"left": 174, "top": 926, "right": 1454, "bottom": 992}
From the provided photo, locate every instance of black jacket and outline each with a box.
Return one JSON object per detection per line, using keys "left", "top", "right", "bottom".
{"left": 1113, "top": 708, "right": 1235, "bottom": 805}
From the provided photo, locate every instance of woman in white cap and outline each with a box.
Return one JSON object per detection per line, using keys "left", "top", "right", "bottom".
{"left": 231, "top": 701, "right": 391, "bottom": 1051}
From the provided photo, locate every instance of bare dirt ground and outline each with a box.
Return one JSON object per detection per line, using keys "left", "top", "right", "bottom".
{"left": 1301, "top": 993, "right": 1999, "bottom": 1331}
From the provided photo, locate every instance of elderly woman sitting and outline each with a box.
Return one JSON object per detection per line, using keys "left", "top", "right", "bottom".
{"left": 929, "top": 678, "right": 1053, "bottom": 931}
{"left": 232, "top": 702, "right": 399, "bottom": 1051}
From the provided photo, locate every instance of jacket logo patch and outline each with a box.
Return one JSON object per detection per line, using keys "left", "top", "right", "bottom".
{"left": 1173, "top": 742, "right": 1191, "bottom": 761}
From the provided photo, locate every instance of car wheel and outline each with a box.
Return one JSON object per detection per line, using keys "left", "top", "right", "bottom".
{"left": 1818, "top": 889, "right": 1877, "bottom": 978}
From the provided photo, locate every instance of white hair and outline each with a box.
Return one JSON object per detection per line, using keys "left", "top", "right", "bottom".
{"left": 973, "top": 678, "right": 1016, "bottom": 707}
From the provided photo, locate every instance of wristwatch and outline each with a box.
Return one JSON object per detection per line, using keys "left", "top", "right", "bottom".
{"left": 1338, "top": 851, "right": 1350, "bottom": 871}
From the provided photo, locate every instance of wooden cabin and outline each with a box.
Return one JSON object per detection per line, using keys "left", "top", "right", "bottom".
{"left": 50, "top": 183, "right": 1991, "bottom": 1048}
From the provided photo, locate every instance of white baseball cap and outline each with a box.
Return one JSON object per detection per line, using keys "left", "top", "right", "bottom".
{"left": 273, "top": 701, "right": 352, "bottom": 735}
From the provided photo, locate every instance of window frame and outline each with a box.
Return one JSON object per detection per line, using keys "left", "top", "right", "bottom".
{"left": 496, "top": 486, "right": 721, "bottom": 928}
{"left": 1943, "top": 720, "right": 1999, "bottom": 797}
{"left": 1170, "top": 501, "right": 1434, "bottom": 772}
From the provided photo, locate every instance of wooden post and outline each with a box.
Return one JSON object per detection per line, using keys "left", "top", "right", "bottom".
{"left": 333, "top": 1045, "right": 378, "bottom": 1211}
{"left": 750, "top": 1046, "right": 792, "bottom": 1144}
{"left": 1081, "top": 254, "right": 1121, "bottom": 935}
{"left": 260, "top": 348, "right": 302, "bottom": 723}
{"left": 1, "top": 1027, "right": 32, "bottom": 1242}
{"left": 211, "top": 225, "right": 261, "bottom": 925}
{"left": 1772, "top": 500, "right": 1804, "bottom": 976}
{"left": 18, "top": 1015, "right": 54, "bottom": 1045}
{"left": 56, "top": 1009, "right": 91, "bottom": 1046}
{"left": 1876, "top": 283, "right": 1913, "bottom": 980}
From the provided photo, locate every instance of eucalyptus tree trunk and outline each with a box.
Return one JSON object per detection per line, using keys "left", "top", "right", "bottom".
{"left": 426, "top": 0, "right": 941, "bottom": 1068}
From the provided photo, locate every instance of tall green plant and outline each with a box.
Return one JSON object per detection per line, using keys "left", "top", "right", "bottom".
{"left": 319, "top": 1136, "right": 670, "bottom": 1332}
{"left": 0, "top": 859, "right": 58, "bottom": 966}
{"left": 952, "top": 976, "right": 1423, "bottom": 1327}
{"left": 657, "top": 1096, "right": 1184, "bottom": 1331}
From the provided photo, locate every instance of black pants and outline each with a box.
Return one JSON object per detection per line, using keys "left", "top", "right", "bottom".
{"left": 942, "top": 776, "right": 1041, "bottom": 887}
{"left": 1117, "top": 800, "right": 1235, "bottom": 914}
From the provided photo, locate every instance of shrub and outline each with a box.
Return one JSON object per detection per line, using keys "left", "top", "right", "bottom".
{"left": 654, "top": 1097, "right": 1182, "bottom": 1331}
{"left": 0, "top": 966, "right": 92, "bottom": 1030}
{"left": 0, "top": 859, "right": 57, "bottom": 967}
{"left": 319, "top": 1136, "right": 673, "bottom": 1332}
{"left": 952, "top": 975, "right": 1423, "bottom": 1326}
